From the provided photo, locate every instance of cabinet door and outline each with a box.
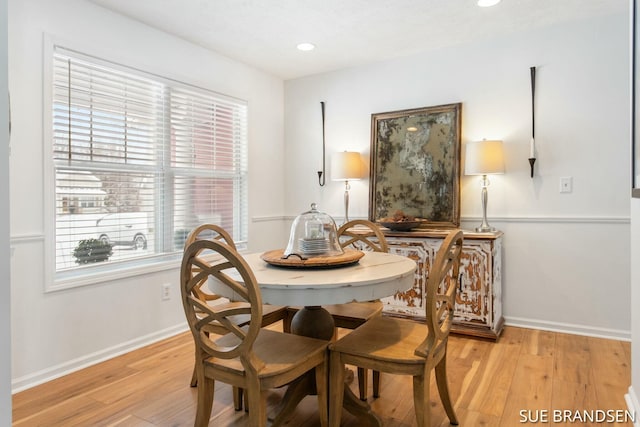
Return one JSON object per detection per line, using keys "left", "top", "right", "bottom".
{"left": 381, "top": 233, "right": 502, "bottom": 338}
{"left": 455, "top": 240, "right": 493, "bottom": 328}
{"left": 381, "top": 238, "right": 438, "bottom": 318}
{"left": 381, "top": 236, "right": 497, "bottom": 329}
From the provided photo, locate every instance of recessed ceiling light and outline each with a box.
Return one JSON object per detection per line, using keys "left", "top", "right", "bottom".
{"left": 407, "top": 126, "right": 418, "bottom": 132}
{"left": 296, "top": 42, "right": 316, "bottom": 52}
{"left": 477, "top": 0, "right": 501, "bottom": 7}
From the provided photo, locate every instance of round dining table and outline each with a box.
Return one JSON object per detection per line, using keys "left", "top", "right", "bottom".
{"left": 212, "top": 250, "right": 416, "bottom": 425}
{"left": 242, "top": 250, "right": 415, "bottom": 304}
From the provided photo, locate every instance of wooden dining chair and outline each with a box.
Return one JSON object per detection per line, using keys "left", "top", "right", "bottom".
{"left": 181, "top": 238, "right": 329, "bottom": 427}
{"left": 284, "top": 219, "right": 389, "bottom": 400}
{"left": 328, "top": 229, "right": 464, "bottom": 427}
{"left": 184, "top": 224, "right": 288, "bottom": 408}
{"left": 330, "top": 219, "right": 388, "bottom": 400}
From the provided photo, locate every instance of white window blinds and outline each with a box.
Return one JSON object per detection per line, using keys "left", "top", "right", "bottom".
{"left": 52, "top": 46, "right": 248, "bottom": 274}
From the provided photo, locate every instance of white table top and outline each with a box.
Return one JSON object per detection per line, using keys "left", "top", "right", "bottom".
{"left": 212, "top": 251, "right": 416, "bottom": 306}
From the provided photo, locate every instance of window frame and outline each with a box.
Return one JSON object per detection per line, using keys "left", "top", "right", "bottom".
{"left": 43, "top": 36, "right": 249, "bottom": 292}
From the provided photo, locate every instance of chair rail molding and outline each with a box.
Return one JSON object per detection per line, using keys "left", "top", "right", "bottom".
{"left": 462, "top": 215, "right": 630, "bottom": 224}
{"left": 283, "top": 215, "right": 631, "bottom": 225}
{"left": 251, "top": 215, "right": 288, "bottom": 223}
{"left": 9, "top": 232, "right": 44, "bottom": 244}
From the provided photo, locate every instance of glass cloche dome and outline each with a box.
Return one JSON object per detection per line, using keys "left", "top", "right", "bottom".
{"left": 283, "top": 203, "right": 344, "bottom": 258}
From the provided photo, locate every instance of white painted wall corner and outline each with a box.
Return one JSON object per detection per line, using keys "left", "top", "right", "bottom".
{"left": 625, "top": 386, "right": 640, "bottom": 427}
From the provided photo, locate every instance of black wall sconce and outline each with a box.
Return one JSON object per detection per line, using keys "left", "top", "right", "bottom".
{"left": 318, "top": 101, "right": 326, "bottom": 186}
{"left": 529, "top": 66, "right": 537, "bottom": 178}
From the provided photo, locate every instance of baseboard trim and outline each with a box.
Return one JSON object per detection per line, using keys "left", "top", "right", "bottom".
{"left": 11, "top": 323, "right": 189, "bottom": 394}
{"left": 625, "top": 386, "right": 640, "bottom": 427}
{"left": 294, "top": 215, "right": 630, "bottom": 224}
{"left": 504, "top": 316, "right": 631, "bottom": 341}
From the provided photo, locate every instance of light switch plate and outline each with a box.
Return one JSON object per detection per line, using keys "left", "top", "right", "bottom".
{"left": 560, "top": 176, "right": 573, "bottom": 193}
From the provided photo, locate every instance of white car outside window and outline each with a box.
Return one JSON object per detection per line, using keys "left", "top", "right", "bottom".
{"left": 96, "top": 212, "right": 149, "bottom": 249}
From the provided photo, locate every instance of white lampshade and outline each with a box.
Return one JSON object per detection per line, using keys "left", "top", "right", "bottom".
{"left": 331, "top": 151, "right": 362, "bottom": 180}
{"left": 465, "top": 140, "right": 505, "bottom": 175}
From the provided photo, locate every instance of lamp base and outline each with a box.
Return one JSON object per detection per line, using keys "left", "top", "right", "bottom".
{"left": 475, "top": 225, "right": 497, "bottom": 233}
{"left": 343, "top": 180, "right": 351, "bottom": 225}
{"left": 476, "top": 177, "right": 496, "bottom": 233}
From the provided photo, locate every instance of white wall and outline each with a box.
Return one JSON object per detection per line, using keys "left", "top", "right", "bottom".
{"left": 1, "top": 0, "right": 11, "bottom": 420}
{"left": 9, "top": 0, "right": 287, "bottom": 390}
{"left": 285, "top": 11, "right": 631, "bottom": 338}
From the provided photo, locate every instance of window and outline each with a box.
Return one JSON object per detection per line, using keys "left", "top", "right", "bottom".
{"left": 49, "top": 46, "right": 248, "bottom": 285}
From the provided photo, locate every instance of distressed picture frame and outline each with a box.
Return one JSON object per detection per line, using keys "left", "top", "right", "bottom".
{"left": 369, "top": 103, "right": 462, "bottom": 227}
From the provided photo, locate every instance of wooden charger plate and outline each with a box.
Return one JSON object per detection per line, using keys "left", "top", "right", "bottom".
{"left": 260, "top": 248, "right": 364, "bottom": 269}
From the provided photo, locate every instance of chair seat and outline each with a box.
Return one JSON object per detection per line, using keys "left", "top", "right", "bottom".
{"left": 330, "top": 316, "right": 426, "bottom": 367}
{"left": 202, "top": 301, "right": 288, "bottom": 330}
{"left": 194, "top": 302, "right": 288, "bottom": 391}
{"left": 323, "top": 301, "right": 382, "bottom": 327}
{"left": 259, "top": 304, "right": 289, "bottom": 326}
{"left": 288, "top": 301, "right": 382, "bottom": 330}
{"left": 209, "top": 328, "right": 328, "bottom": 386}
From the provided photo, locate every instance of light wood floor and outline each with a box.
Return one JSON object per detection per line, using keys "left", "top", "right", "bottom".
{"left": 12, "top": 324, "right": 632, "bottom": 426}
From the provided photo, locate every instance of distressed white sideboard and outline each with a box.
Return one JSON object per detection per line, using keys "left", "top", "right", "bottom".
{"left": 379, "top": 229, "right": 503, "bottom": 340}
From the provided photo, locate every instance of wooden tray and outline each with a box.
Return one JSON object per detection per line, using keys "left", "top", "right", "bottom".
{"left": 260, "top": 248, "right": 364, "bottom": 269}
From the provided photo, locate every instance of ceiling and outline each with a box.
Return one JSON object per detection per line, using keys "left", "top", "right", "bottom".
{"left": 87, "top": 0, "right": 626, "bottom": 80}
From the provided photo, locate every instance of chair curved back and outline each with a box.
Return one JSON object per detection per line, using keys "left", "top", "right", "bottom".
{"left": 416, "top": 229, "right": 464, "bottom": 359}
{"left": 336, "top": 219, "right": 389, "bottom": 253}
{"left": 184, "top": 224, "right": 237, "bottom": 303}
{"left": 181, "top": 239, "right": 263, "bottom": 362}
{"left": 185, "top": 223, "right": 237, "bottom": 251}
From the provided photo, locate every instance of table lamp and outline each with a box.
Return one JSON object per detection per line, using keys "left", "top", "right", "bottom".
{"left": 465, "top": 140, "right": 505, "bottom": 232}
{"left": 331, "top": 151, "right": 362, "bottom": 223}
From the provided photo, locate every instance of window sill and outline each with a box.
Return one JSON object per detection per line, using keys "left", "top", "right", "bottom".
{"left": 49, "top": 254, "right": 182, "bottom": 292}
{"left": 48, "top": 242, "right": 250, "bottom": 292}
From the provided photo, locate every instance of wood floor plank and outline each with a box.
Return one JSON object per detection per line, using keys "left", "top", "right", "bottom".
{"left": 587, "top": 336, "right": 632, "bottom": 415}
{"left": 11, "top": 364, "right": 141, "bottom": 421}
{"left": 551, "top": 379, "right": 600, "bottom": 427}
{"left": 554, "top": 332, "right": 592, "bottom": 384}
{"left": 445, "top": 338, "right": 490, "bottom": 405}
{"left": 499, "top": 392, "right": 547, "bottom": 427}
{"left": 366, "top": 373, "right": 426, "bottom": 424}
{"left": 13, "top": 395, "right": 109, "bottom": 427}
{"left": 104, "top": 414, "right": 156, "bottom": 427}
{"left": 451, "top": 407, "right": 501, "bottom": 427}
{"left": 498, "top": 334, "right": 554, "bottom": 426}
{"left": 509, "top": 353, "right": 554, "bottom": 403}
{"left": 521, "top": 328, "right": 556, "bottom": 357}
{"left": 464, "top": 328, "right": 523, "bottom": 416}
{"left": 12, "top": 326, "right": 632, "bottom": 427}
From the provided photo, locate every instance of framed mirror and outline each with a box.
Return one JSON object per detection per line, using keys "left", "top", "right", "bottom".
{"left": 368, "top": 103, "right": 462, "bottom": 227}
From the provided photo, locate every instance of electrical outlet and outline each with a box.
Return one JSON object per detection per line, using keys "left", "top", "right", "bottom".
{"left": 560, "top": 176, "right": 573, "bottom": 193}
{"left": 162, "top": 283, "right": 171, "bottom": 300}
